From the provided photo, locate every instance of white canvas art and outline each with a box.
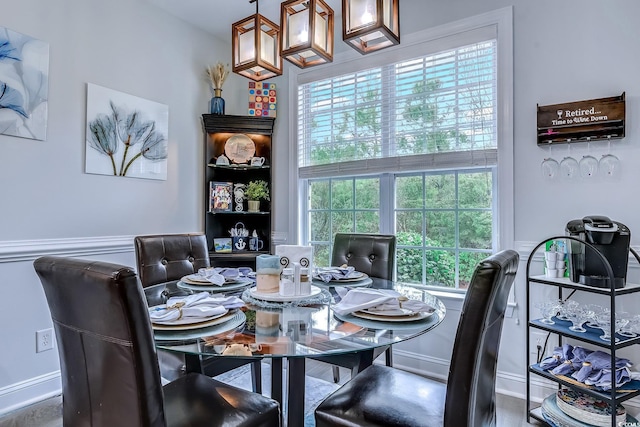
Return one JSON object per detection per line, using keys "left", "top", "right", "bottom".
{"left": 85, "top": 83, "right": 168, "bottom": 180}
{"left": 0, "top": 26, "right": 49, "bottom": 141}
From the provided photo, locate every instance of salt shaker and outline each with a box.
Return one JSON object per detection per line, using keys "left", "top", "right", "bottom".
{"left": 280, "top": 268, "right": 295, "bottom": 296}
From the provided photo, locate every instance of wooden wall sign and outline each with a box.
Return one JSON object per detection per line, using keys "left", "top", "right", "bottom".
{"left": 537, "top": 93, "right": 625, "bottom": 145}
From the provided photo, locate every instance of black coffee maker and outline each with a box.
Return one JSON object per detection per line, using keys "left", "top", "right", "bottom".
{"left": 565, "top": 215, "right": 630, "bottom": 288}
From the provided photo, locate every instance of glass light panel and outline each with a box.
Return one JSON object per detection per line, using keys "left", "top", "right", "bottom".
{"left": 288, "top": 9, "right": 309, "bottom": 47}
{"left": 260, "top": 27, "right": 276, "bottom": 66}
{"left": 238, "top": 30, "right": 255, "bottom": 64}
{"left": 348, "top": 0, "right": 376, "bottom": 31}
{"left": 314, "top": 11, "right": 327, "bottom": 50}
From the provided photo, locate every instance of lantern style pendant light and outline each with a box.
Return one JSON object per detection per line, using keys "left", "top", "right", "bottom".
{"left": 342, "top": 0, "right": 399, "bottom": 54}
{"left": 232, "top": 0, "right": 282, "bottom": 81}
{"left": 280, "top": 0, "right": 334, "bottom": 68}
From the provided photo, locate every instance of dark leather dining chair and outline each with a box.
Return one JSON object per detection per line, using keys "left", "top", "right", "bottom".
{"left": 319, "top": 233, "right": 397, "bottom": 382}
{"left": 33, "top": 256, "right": 280, "bottom": 427}
{"left": 315, "top": 249, "right": 519, "bottom": 427}
{"left": 134, "top": 233, "right": 262, "bottom": 392}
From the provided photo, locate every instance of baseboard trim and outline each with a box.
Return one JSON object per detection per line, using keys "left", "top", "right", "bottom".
{"left": 0, "top": 371, "right": 61, "bottom": 417}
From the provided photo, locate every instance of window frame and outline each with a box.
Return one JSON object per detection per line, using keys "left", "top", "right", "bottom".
{"left": 287, "top": 7, "right": 514, "bottom": 294}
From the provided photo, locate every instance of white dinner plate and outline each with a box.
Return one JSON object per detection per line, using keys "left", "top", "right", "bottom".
{"left": 351, "top": 310, "right": 433, "bottom": 322}
{"left": 177, "top": 279, "right": 253, "bottom": 293}
{"left": 149, "top": 307, "right": 230, "bottom": 327}
{"left": 248, "top": 285, "right": 322, "bottom": 302}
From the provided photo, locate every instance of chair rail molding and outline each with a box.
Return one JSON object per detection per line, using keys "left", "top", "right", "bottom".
{"left": 0, "top": 236, "right": 136, "bottom": 263}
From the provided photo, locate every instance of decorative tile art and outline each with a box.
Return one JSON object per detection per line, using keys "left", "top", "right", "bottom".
{"left": 248, "top": 82, "right": 276, "bottom": 118}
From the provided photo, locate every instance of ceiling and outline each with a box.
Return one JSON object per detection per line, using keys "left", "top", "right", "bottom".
{"left": 148, "top": 0, "right": 346, "bottom": 50}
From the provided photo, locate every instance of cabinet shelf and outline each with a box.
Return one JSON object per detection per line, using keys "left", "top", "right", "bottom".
{"left": 207, "top": 163, "right": 271, "bottom": 171}
{"left": 529, "top": 364, "right": 640, "bottom": 403}
{"left": 528, "top": 275, "right": 640, "bottom": 295}
{"left": 208, "top": 211, "right": 270, "bottom": 216}
{"left": 529, "top": 318, "right": 639, "bottom": 349}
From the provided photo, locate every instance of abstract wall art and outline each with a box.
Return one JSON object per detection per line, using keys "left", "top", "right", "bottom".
{"left": 0, "top": 26, "right": 49, "bottom": 141}
{"left": 85, "top": 83, "right": 169, "bottom": 180}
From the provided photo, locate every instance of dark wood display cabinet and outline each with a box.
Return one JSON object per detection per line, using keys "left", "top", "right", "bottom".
{"left": 202, "top": 114, "right": 275, "bottom": 268}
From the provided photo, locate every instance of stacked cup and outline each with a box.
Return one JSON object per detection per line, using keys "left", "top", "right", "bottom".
{"left": 544, "top": 250, "right": 566, "bottom": 278}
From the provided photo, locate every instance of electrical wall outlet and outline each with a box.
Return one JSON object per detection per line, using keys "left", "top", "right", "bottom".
{"left": 529, "top": 331, "right": 548, "bottom": 363}
{"left": 36, "top": 329, "right": 54, "bottom": 353}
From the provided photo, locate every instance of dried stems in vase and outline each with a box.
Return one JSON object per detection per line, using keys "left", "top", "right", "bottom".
{"left": 206, "top": 62, "right": 230, "bottom": 91}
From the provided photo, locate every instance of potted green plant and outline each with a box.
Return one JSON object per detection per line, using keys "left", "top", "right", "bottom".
{"left": 245, "top": 180, "right": 270, "bottom": 212}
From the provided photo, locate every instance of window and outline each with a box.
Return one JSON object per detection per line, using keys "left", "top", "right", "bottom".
{"left": 294, "top": 12, "right": 513, "bottom": 291}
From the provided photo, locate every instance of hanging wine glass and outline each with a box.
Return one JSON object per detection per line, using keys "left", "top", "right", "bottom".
{"left": 540, "top": 143, "right": 559, "bottom": 181}
{"left": 599, "top": 136, "right": 620, "bottom": 178}
{"left": 560, "top": 140, "right": 579, "bottom": 180}
{"left": 579, "top": 138, "right": 598, "bottom": 179}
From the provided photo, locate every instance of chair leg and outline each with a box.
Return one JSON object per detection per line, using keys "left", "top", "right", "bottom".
{"left": 385, "top": 347, "right": 393, "bottom": 366}
{"left": 251, "top": 360, "right": 262, "bottom": 394}
{"left": 332, "top": 365, "right": 340, "bottom": 383}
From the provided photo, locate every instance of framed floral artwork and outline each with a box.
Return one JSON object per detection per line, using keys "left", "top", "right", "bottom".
{"left": 85, "top": 83, "right": 168, "bottom": 180}
{"left": 0, "top": 26, "right": 49, "bottom": 141}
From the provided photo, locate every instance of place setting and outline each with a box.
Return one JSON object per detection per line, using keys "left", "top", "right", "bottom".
{"left": 149, "top": 291, "right": 248, "bottom": 340}
{"left": 331, "top": 288, "right": 437, "bottom": 329}
{"left": 312, "top": 265, "right": 373, "bottom": 287}
{"left": 177, "top": 267, "right": 253, "bottom": 292}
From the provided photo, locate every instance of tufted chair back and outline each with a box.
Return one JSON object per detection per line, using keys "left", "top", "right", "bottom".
{"left": 134, "top": 234, "right": 210, "bottom": 288}
{"left": 331, "top": 233, "right": 396, "bottom": 280}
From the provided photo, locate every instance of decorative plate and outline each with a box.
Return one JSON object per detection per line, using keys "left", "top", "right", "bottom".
{"left": 248, "top": 285, "right": 322, "bottom": 302}
{"left": 224, "top": 134, "right": 256, "bottom": 164}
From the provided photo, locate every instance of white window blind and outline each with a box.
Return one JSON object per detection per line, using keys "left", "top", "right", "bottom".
{"left": 297, "top": 39, "right": 498, "bottom": 179}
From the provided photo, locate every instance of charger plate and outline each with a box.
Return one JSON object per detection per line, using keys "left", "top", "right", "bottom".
{"left": 151, "top": 309, "right": 237, "bottom": 331}
{"left": 333, "top": 311, "right": 438, "bottom": 331}
{"left": 351, "top": 310, "right": 433, "bottom": 322}
{"left": 177, "top": 279, "right": 253, "bottom": 293}
{"left": 248, "top": 285, "right": 322, "bottom": 302}
{"left": 312, "top": 277, "right": 372, "bottom": 288}
{"left": 154, "top": 310, "right": 246, "bottom": 341}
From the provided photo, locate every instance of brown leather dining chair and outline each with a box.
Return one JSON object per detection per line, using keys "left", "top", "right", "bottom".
{"left": 33, "top": 256, "right": 280, "bottom": 427}
{"left": 315, "top": 249, "right": 519, "bottom": 427}
{"left": 134, "top": 233, "right": 262, "bottom": 392}
{"left": 316, "top": 233, "right": 397, "bottom": 382}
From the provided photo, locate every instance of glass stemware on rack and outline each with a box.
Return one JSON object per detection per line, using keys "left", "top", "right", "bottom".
{"left": 535, "top": 300, "right": 561, "bottom": 325}
{"left": 579, "top": 138, "right": 598, "bottom": 179}
{"left": 557, "top": 300, "right": 578, "bottom": 321}
{"left": 599, "top": 136, "right": 620, "bottom": 178}
{"left": 565, "top": 305, "right": 595, "bottom": 333}
{"left": 541, "top": 143, "right": 559, "bottom": 181}
{"left": 560, "top": 141, "right": 579, "bottom": 180}
{"left": 617, "top": 313, "right": 640, "bottom": 338}
{"left": 593, "top": 311, "right": 628, "bottom": 343}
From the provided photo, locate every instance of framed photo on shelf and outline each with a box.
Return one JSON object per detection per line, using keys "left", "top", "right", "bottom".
{"left": 213, "top": 238, "right": 232, "bottom": 253}
{"left": 209, "top": 181, "right": 233, "bottom": 212}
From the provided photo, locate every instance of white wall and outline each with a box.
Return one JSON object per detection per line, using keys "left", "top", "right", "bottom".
{"left": 2, "top": 0, "right": 640, "bottom": 416}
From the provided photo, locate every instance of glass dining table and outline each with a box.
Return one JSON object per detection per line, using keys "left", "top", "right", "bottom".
{"left": 145, "top": 276, "right": 446, "bottom": 427}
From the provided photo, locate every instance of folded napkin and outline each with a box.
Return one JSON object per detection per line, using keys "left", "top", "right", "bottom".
{"left": 315, "top": 266, "right": 361, "bottom": 283}
{"left": 332, "top": 288, "right": 435, "bottom": 316}
{"left": 149, "top": 292, "right": 244, "bottom": 323}
{"left": 183, "top": 268, "right": 225, "bottom": 285}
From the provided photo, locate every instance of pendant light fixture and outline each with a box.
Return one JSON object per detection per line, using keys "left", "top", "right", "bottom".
{"left": 280, "top": 0, "right": 334, "bottom": 68}
{"left": 232, "top": 0, "right": 282, "bottom": 81}
{"left": 342, "top": 0, "right": 399, "bottom": 54}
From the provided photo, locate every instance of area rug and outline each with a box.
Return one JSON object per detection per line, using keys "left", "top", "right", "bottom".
{"left": 214, "top": 361, "right": 339, "bottom": 427}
